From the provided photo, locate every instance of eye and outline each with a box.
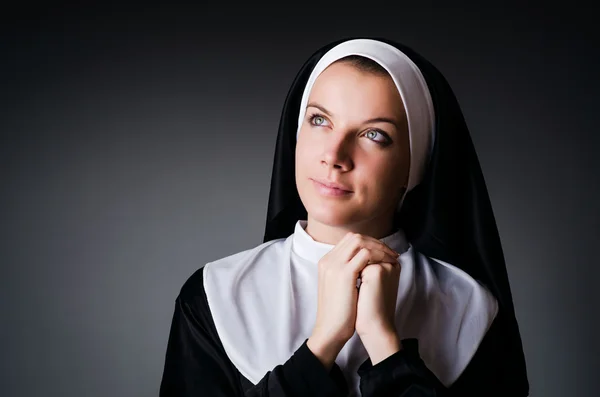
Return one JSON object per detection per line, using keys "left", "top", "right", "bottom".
{"left": 308, "top": 113, "right": 329, "bottom": 127}
{"left": 365, "top": 129, "right": 391, "bottom": 145}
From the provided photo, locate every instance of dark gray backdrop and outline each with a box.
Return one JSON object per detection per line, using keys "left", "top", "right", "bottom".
{"left": 1, "top": 4, "right": 598, "bottom": 397}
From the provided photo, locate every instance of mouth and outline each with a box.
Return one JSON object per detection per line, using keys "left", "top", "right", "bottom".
{"left": 310, "top": 178, "right": 353, "bottom": 197}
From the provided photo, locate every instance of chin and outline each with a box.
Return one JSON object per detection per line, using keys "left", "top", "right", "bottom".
{"left": 298, "top": 181, "right": 368, "bottom": 226}
{"left": 305, "top": 201, "right": 364, "bottom": 227}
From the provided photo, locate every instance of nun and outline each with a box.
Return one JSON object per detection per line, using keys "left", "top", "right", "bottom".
{"left": 159, "top": 38, "right": 530, "bottom": 396}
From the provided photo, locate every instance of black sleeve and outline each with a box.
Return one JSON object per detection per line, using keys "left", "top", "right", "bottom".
{"left": 357, "top": 312, "right": 529, "bottom": 397}
{"left": 357, "top": 339, "right": 449, "bottom": 397}
{"left": 158, "top": 266, "right": 349, "bottom": 397}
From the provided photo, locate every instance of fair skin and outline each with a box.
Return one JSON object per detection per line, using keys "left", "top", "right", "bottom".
{"left": 296, "top": 61, "right": 411, "bottom": 369}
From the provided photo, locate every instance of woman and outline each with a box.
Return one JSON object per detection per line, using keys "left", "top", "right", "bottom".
{"left": 159, "top": 38, "right": 529, "bottom": 396}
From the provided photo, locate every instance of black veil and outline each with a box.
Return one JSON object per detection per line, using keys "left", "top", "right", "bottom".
{"left": 262, "top": 37, "right": 528, "bottom": 392}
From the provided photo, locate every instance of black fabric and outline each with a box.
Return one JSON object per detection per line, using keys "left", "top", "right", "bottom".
{"left": 159, "top": 37, "right": 530, "bottom": 396}
{"left": 160, "top": 267, "right": 457, "bottom": 396}
{"left": 357, "top": 339, "right": 448, "bottom": 397}
{"left": 159, "top": 266, "right": 526, "bottom": 396}
{"left": 159, "top": 266, "right": 349, "bottom": 397}
{"left": 262, "top": 37, "right": 529, "bottom": 395}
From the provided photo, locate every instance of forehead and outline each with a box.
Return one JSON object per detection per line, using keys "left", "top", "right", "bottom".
{"left": 308, "top": 62, "right": 406, "bottom": 120}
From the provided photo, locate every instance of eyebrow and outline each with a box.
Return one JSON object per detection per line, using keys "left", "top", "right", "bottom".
{"left": 306, "top": 102, "right": 402, "bottom": 130}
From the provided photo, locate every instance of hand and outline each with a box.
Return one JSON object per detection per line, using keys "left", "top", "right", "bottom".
{"left": 307, "top": 232, "right": 399, "bottom": 370}
{"left": 355, "top": 259, "right": 402, "bottom": 364}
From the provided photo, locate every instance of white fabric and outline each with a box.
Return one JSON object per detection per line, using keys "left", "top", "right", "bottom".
{"left": 203, "top": 220, "right": 498, "bottom": 395}
{"left": 295, "top": 39, "right": 436, "bottom": 209}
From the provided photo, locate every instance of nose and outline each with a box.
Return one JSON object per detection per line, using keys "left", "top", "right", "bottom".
{"left": 321, "top": 133, "right": 353, "bottom": 172}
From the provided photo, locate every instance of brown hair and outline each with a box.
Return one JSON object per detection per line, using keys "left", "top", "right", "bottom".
{"left": 334, "top": 55, "right": 389, "bottom": 77}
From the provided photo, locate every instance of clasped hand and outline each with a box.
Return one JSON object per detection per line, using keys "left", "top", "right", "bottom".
{"left": 307, "top": 232, "right": 402, "bottom": 368}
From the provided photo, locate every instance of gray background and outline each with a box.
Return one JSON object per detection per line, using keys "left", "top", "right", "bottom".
{"left": 1, "top": 4, "right": 598, "bottom": 397}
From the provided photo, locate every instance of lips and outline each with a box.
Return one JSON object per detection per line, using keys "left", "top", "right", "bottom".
{"left": 311, "top": 178, "right": 353, "bottom": 192}
{"left": 311, "top": 178, "right": 354, "bottom": 197}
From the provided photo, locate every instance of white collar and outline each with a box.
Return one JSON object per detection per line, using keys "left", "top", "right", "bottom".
{"left": 203, "top": 219, "right": 498, "bottom": 393}
{"left": 291, "top": 219, "right": 410, "bottom": 264}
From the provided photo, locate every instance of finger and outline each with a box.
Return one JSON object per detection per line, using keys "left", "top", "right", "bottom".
{"left": 356, "top": 234, "right": 400, "bottom": 257}
{"left": 347, "top": 251, "right": 399, "bottom": 277}
{"left": 347, "top": 247, "right": 372, "bottom": 276}
{"left": 360, "top": 261, "right": 401, "bottom": 282}
{"left": 321, "top": 232, "right": 354, "bottom": 267}
{"left": 362, "top": 248, "right": 398, "bottom": 266}
{"left": 328, "top": 231, "right": 354, "bottom": 254}
{"left": 373, "top": 249, "right": 400, "bottom": 265}
{"left": 358, "top": 262, "right": 384, "bottom": 283}
{"left": 344, "top": 234, "right": 399, "bottom": 263}
{"left": 378, "top": 262, "right": 399, "bottom": 272}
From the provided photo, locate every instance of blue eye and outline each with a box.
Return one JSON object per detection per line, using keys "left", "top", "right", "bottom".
{"left": 309, "top": 113, "right": 328, "bottom": 126}
{"left": 313, "top": 116, "right": 325, "bottom": 125}
{"left": 365, "top": 129, "right": 389, "bottom": 144}
{"left": 307, "top": 113, "right": 391, "bottom": 146}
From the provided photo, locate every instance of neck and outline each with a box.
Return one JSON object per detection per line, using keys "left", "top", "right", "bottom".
{"left": 304, "top": 212, "right": 396, "bottom": 245}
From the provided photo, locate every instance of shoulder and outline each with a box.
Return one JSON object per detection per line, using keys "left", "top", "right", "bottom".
{"left": 449, "top": 309, "right": 530, "bottom": 395}
{"left": 414, "top": 250, "right": 498, "bottom": 309}
{"left": 407, "top": 249, "right": 500, "bottom": 386}
{"left": 178, "top": 238, "right": 287, "bottom": 301}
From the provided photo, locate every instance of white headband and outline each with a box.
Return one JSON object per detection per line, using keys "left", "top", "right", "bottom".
{"left": 296, "top": 39, "right": 435, "bottom": 209}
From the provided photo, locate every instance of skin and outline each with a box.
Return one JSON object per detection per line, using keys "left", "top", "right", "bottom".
{"left": 295, "top": 61, "right": 411, "bottom": 367}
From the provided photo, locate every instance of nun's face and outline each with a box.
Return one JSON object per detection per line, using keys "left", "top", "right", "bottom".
{"left": 295, "top": 61, "right": 410, "bottom": 231}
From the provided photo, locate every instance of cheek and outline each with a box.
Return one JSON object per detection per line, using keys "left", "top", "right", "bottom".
{"left": 361, "top": 157, "right": 407, "bottom": 196}
{"left": 295, "top": 145, "right": 309, "bottom": 174}
{"left": 295, "top": 139, "right": 316, "bottom": 190}
{"left": 295, "top": 135, "right": 319, "bottom": 170}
